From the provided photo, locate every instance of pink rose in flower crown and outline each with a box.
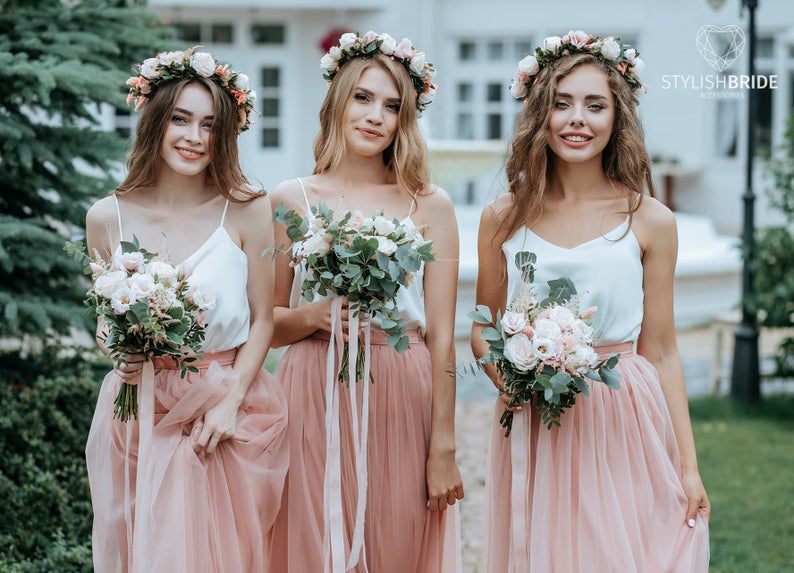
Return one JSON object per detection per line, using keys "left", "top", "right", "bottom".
{"left": 566, "top": 30, "right": 592, "bottom": 49}
{"left": 393, "top": 38, "right": 414, "bottom": 60}
{"left": 362, "top": 30, "right": 379, "bottom": 44}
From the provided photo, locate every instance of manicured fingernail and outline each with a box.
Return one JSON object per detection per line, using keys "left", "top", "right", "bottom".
{"left": 688, "top": 518, "right": 695, "bottom": 528}
{"left": 516, "top": 406, "right": 522, "bottom": 411}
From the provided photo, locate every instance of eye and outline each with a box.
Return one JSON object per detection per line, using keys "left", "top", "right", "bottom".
{"left": 553, "top": 100, "right": 569, "bottom": 109}
{"left": 588, "top": 103, "right": 605, "bottom": 111}
{"left": 354, "top": 92, "right": 369, "bottom": 102}
{"left": 171, "top": 114, "right": 188, "bottom": 124}
{"left": 202, "top": 121, "right": 214, "bottom": 129}
{"left": 386, "top": 102, "right": 400, "bottom": 112}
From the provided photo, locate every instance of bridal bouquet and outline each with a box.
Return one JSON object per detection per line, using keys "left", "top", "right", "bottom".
{"left": 273, "top": 202, "right": 434, "bottom": 380}
{"left": 470, "top": 251, "right": 621, "bottom": 435}
{"left": 65, "top": 238, "right": 215, "bottom": 421}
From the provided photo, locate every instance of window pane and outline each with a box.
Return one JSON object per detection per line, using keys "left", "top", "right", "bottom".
{"left": 515, "top": 40, "right": 533, "bottom": 59}
{"left": 174, "top": 23, "right": 201, "bottom": 43}
{"left": 755, "top": 83, "right": 773, "bottom": 152}
{"left": 211, "top": 23, "right": 234, "bottom": 44}
{"left": 487, "top": 113, "right": 502, "bottom": 140}
{"left": 261, "top": 67, "right": 280, "bottom": 88}
{"left": 261, "top": 98, "right": 279, "bottom": 117}
{"left": 456, "top": 113, "right": 473, "bottom": 139}
{"left": 251, "top": 24, "right": 285, "bottom": 45}
{"left": 757, "top": 38, "right": 774, "bottom": 58}
{"left": 458, "top": 82, "right": 472, "bottom": 103}
{"left": 459, "top": 41, "right": 476, "bottom": 61}
{"left": 487, "top": 83, "right": 502, "bottom": 102}
{"left": 487, "top": 41, "right": 503, "bottom": 61}
{"left": 262, "top": 128, "right": 280, "bottom": 148}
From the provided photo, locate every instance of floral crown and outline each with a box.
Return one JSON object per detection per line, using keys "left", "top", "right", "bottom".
{"left": 125, "top": 46, "right": 257, "bottom": 132}
{"left": 320, "top": 31, "right": 438, "bottom": 113}
{"left": 509, "top": 30, "right": 646, "bottom": 101}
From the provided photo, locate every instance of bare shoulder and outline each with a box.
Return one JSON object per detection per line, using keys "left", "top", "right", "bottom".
{"left": 483, "top": 193, "right": 514, "bottom": 225}
{"left": 632, "top": 196, "right": 678, "bottom": 252}
{"left": 86, "top": 195, "right": 118, "bottom": 227}
{"left": 417, "top": 184, "right": 455, "bottom": 216}
{"left": 268, "top": 177, "right": 310, "bottom": 212}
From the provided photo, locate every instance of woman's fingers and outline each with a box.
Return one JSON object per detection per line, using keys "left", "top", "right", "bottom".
{"left": 113, "top": 352, "right": 146, "bottom": 380}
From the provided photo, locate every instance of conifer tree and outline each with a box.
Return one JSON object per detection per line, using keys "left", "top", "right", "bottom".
{"left": 0, "top": 0, "right": 172, "bottom": 377}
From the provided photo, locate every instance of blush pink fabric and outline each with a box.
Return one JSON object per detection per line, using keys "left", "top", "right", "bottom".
{"left": 484, "top": 343, "right": 710, "bottom": 572}
{"left": 85, "top": 350, "right": 289, "bottom": 573}
{"left": 269, "top": 332, "right": 460, "bottom": 573}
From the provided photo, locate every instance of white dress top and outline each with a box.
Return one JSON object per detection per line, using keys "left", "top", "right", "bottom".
{"left": 288, "top": 179, "right": 427, "bottom": 334}
{"left": 113, "top": 195, "right": 250, "bottom": 353}
{"left": 501, "top": 218, "right": 644, "bottom": 345}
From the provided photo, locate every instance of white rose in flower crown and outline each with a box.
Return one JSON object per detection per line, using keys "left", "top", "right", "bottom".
{"left": 157, "top": 51, "right": 184, "bottom": 66}
{"left": 501, "top": 311, "right": 527, "bottom": 335}
{"left": 321, "top": 53, "right": 337, "bottom": 72}
{"left": 510, "top": 73, "right": 529, "bottom": 99}
{"left": 115, "top": 251, "right": 145, "bottom": 272}
{"left": 504, "top": 333, "right": 538, "bottom": 372}
{"left": 600, "top": 38, "right": 621, "bottom": 61}
{"left": 234, "top": 73, "right": 250, "bottom": 92}
{"left": 624, "top": 48, "right": 637, "bottom": 62}
{"left": 568, "top": 30, "right": 591, "bottom": 49}
{"left": 409, "top": 51, "right": 426, "bottom": 75}
{"left": 379, "top": 33, "right": 397, "bottom": 55}
{"left": 329, "top": 45, "right": 342, "bottom": 60}
{"left": 517, "top": 55, "right": 539, "bottom": 75}
{"left": 543, "top": 36, "right": 562, "bottom": 53}
{"left": 339, "top": 32, "right": 358, "bottom": 50}
{"left": 393, "top": 38, "right": 414, "bottom": 60}
{"left": 425, "top": 66, "right": 437, "bottom": 80}
{"left": 94, "top": 270, "right": 127, "bottom": 298}
{"left": 146, "top": 260, "right": 179, "bottom": 286}
{"left": 362, "top": 30, "right": 379, "bottom": 44}
{"left": 375, "top": 236, "right": 398, "bottom": 256}
{"left": 373, "top": 216, "right": 396, "bottom": 236}
{"left": 190, "top": 52, "right": 216, "bottom": 77}
{"left": 140, "top": 58, "right": 161, "bottom": 79}
{"left": 631, "top": 57, "right": 645, "bottom": 77}
{"left": 300, "top": 232, "right": 333, "bottom": 257}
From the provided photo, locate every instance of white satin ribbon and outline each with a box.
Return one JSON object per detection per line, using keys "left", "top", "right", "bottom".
{"left": 509, "top": 410, "right": 529, "bottom": 572}
{"left": 130, "top": 360, "right": 155, "bottom": 573}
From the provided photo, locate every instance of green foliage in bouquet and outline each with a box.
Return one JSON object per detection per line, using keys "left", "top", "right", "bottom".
{"left": 273, "top": 202, "right": 434, "bottom": 354}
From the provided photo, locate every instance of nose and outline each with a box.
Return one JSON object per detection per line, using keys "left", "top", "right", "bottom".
{"left": 365, "top": 104, "right": 384, "bottom": 125}
{"left": 569, "top": 104, "right": 585, "bottom": 127}
{"left": 185, "top": 120, "right": 202, "bottom": 143}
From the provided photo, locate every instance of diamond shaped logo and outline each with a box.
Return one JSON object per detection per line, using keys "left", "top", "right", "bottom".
{"left": 696, "top": 25, "right": 746, "bottom": 72}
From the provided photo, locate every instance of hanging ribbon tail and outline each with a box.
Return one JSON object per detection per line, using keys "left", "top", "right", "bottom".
{"left": 130, "top": 360, "right": 155, "bottom": 573}
{"left": 323, "top": 298, "right": 346, "bottom": 573}
{"left": 509, "top": 410, "right": 529, "bottom": 572}
{"left": 347, "top": 319, "right": 372, "bottom": 570}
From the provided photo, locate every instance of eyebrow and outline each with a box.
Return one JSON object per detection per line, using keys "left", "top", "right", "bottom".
{"left": 555, "top": 92, "right": 609, "bottom": 101}
{"left": 173, "top": 107, "right": 214, "bottom": 119}
{"left": 355, "top": 87, "right": 401, "bottom": 103}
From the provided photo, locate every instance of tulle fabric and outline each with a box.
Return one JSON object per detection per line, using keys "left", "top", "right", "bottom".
{"left": 484, "top": 343, "right": 710, "bottom": 573}
{"left": 86, "top": 350, "right": 289, "bottom": 573}
{"left": 269, "top": 332, "right": 460, "bottom": 573}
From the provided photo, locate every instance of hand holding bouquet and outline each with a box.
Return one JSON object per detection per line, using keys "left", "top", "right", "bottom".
{"left": 273, "top": 202, "right": 434, "bottom": 380}
{"left": 470, "top": 251, "right": 621, "bottom": 435}
{"left": 65, "top": 238, "right": 215, "bottom": 421}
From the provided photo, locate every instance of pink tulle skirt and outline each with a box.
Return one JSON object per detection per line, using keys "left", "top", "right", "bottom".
{"left": 484, "top": 343, "right": 710, "bottom": 573}
{"left": 86, "top": 349, "right": 289, "bottom": 573}
{"left": 269, "top": 331, "right": 460, "bottom": 573}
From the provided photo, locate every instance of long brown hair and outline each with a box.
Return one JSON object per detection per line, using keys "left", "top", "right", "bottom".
{"left": 117, "top": 77, "right": 258, "bottom": 202}
{"left": 500, "top": 53, "right": 655, "bottom": 244}
{"left": 313, "top": 53, "right": 431, "bottom": 198}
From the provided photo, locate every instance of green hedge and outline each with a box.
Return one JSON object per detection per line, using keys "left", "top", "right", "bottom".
{"left": 0, "top": 348, "right": 104, "bottom": 572}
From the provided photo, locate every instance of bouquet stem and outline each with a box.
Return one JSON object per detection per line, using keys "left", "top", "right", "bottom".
{"left": 113, "top": 382, "right": 138, "bottom": 422}
{"left": 337, "top": 338, "right": 369, "bottom": 384}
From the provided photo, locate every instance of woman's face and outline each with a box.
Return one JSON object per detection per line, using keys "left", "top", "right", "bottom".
{"left": 160, "top": 83, "right": 214, "bottom": 178}
{"left": 547, "top": 64, "right": 615, "bottom": 166}
{"left": 341, "top": 66, "right": 400, "bottom": 158}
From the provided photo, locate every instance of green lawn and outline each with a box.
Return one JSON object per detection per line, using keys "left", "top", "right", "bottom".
{"left": 690, "top": 394, "right": 794, "bottom": 573}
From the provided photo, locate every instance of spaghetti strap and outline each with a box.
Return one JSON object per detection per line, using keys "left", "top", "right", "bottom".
{"left": 296, "top": 178, "right": 312, "bottom": 217}
{"left": 219, "top": 199, "right": 230, "bottom": 228}
{"left": 112, "top": 194, "right": 123, "bottom": 239}
{"left": 406, "top": 190, "right": 419, "bottom": 218}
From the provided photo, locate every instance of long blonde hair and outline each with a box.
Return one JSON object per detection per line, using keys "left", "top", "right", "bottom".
{"left": 500, "top": 53, "right": 654, "bottom": 243}
{"left": 117, "top": 77, "right": 259, "bottom": 202}
{"left": 313, "top": 53, "right": 430, "bottom": 198}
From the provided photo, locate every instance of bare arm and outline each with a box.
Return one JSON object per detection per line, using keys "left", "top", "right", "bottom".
{"left": 635, "top": 199, "right": 710, "bottom": 525}
{"left": 421, "top": 188, "right": 465, "bottom": 511}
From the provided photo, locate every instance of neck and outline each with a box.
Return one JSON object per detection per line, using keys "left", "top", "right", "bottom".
{"left": 152, "top": 169, "right": 214, "bottom": 208}
{"left": 549, "top": 159, "right": 611, "bottom": 202}
{"left": 332, "top": 153, "right": 392, "bottom": 187}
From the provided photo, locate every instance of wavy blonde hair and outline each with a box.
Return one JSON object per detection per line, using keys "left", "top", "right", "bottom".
{"left": 117, "top": 77, "right": 259, "bottom": 202}
{"left": 313, "top": 53, "right": 430, "bottom": 198}
{"left": 500, "top": 53, "right": 654, "bottom": 244}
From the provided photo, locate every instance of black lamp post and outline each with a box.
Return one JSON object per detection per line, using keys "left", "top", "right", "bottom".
{"left": 731, "top": 0, "right": 761, "bottom": 401}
